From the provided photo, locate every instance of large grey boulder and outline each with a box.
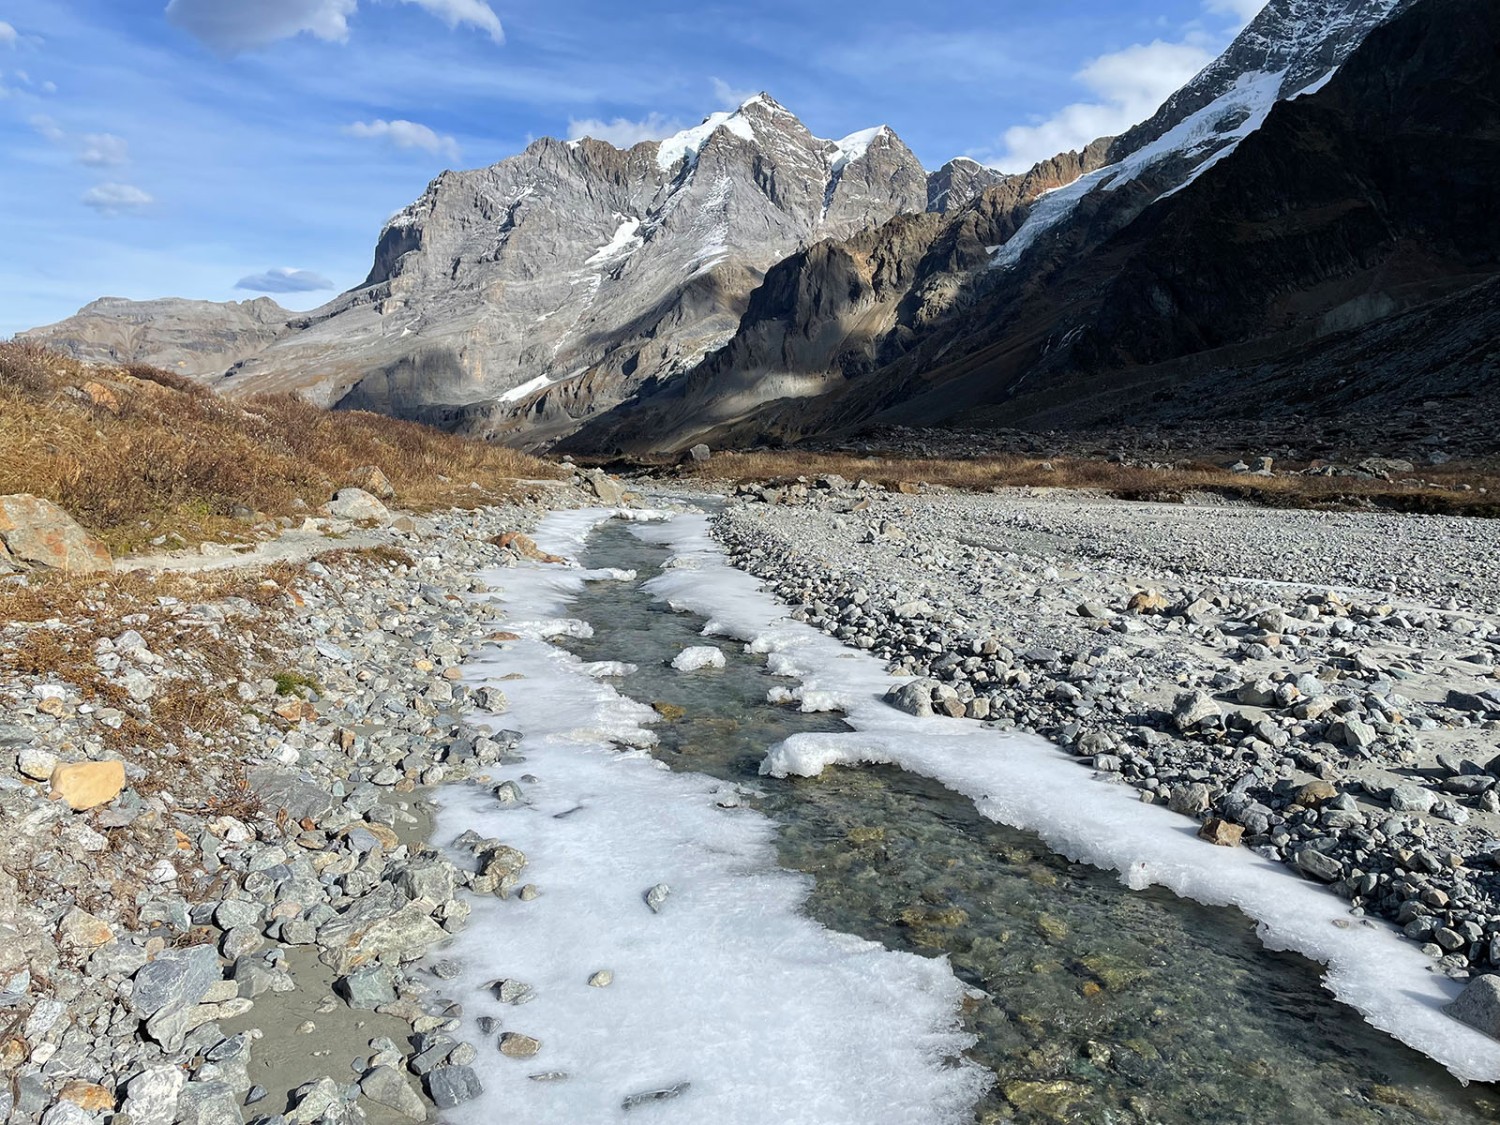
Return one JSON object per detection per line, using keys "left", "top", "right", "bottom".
{"left": 324, "top": 488, "right": 392, "bottom": 525}
{"left": 1447, "top": 974, "right": 1500, "bottom": 1037}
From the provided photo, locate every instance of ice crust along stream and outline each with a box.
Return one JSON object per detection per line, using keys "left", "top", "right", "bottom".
{"left": 633, "top": 511, "right": 1500, "bottom": 1085}
{"left": 438, "top": 508, "right": 988, "bottom": 1124}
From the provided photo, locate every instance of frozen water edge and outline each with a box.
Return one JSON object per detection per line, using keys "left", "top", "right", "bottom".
{"left": 637, "top": 511, "right": 1500, "bottom": 1085}
{"left": 437, "top": 507, "right": 989, "bottom": 1124}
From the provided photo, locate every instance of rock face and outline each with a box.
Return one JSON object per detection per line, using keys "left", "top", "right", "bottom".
{"left": 208, "top": 96, "right": 943, "bottom": 436}
{"left": 21, "top": 96, "right": 1087, "bottom": 448}
{"left": 18, "top": 296, "right": 291, "bottom": 382}
{"left": 568, "top": 0, "right": 1494, "bottom": 453}
{"left": 0, "top": 495, "right": 113, "bottom": 573}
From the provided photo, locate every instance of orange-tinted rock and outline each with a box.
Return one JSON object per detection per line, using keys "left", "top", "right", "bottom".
{"left": 492, "top": 532, "right": 566, "bottom": 565}
{"left": 50, "top": 760, "right": 126, "bottom": 811}
{"left": 0, "top": 495, "right": 112, "bottom": 573}
{"left": 81, "top": 381, "right": 121, "bottom": 414}
{"left": 59, "top": 1081, "right": 115, "bottom": 1112}
{"left": 1198, "top": 818, "right": 1245, "bottom": 847}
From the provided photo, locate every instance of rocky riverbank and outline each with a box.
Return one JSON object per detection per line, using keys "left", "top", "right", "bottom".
{"left": 709, "top": 481, "right": 1500, "bottom": 1015}
{"left": 0, "top": 479, "right": 632, "bottom": 1125}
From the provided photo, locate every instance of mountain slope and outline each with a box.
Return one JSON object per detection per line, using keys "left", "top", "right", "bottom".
{"left": 567, "top": 0, "right": 1488, "bottom": 454}
{"left": 17, "top": 297, "right": 292, "bottom": 381}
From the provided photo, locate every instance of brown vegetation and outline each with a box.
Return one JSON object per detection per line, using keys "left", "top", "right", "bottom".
{"left": 0, "top": 342, "right": 563, "bottom": 555}
{"left": 677, "top": 450, "right": 1500, "bottom": 518}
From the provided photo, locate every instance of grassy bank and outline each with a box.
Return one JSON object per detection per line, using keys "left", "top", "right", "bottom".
{"left": 0, "top": 342, "right": 563, "bottom": 555}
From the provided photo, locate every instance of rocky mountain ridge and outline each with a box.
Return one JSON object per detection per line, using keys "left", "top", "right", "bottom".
{"left": 567, "top": 0, "right": 1493, "bottom": 454}
{"left": 21, "top": 96, "right": 1019, "bottom": 446}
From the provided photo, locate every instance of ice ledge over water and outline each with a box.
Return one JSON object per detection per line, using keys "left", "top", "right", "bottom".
{"left": 636, "top": 512, "right": 1500, "bottom": 1085}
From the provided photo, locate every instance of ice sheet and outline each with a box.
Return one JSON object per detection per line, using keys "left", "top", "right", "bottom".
{"left": 638, "top": 512, "right": 1500, "bottom": 1084}
{"left": 436, "top": 507, "right": 989, "bottom": 1123}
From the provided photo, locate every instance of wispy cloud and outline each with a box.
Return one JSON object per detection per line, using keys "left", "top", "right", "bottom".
{"left": 235, "top": 266, "right": 333, "bottom": 293}
{"left": 29, "top": 114, "right": 65, "bottom": 143}
{"left": 165, "top": 0, "right": 502, "bottom": 54}
{"left": 164, "top": 0, "right": 357, "bottom": 53}
{"left": 1205, "top": 0, "right": 1267, "bottom": 22}
{"left": 566, "top": 112, "right": 681, "bottom": 149}
{"left": 30, "top": 116, "right": 131, "bottom": 167}
{"left": 987, "top": 38, "right": 1215, "bottom": 171}
{"left": 80, "top": 133, "right": 129, "bottom": 167}
{"left": 711, "top": 77, "right": 757, "bottom": 110}
{"left": 345, "top": 118, "right": 460, "bottom": 160}
{"left": 82, "top": 182, "right": 154, "bottom": 214}
{"left": 402, "top": 0, "right": 503, "bottom": 43}
{"left": 0, "top": 21, "right": 17, "bottom": 48}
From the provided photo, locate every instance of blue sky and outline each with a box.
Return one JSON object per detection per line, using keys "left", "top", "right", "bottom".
{"left": 0, "top": 0, "right": 1263, "bottom": 336}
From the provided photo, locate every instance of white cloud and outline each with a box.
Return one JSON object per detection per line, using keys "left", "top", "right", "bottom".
{"left": 79, "top": 133, "right": 130, "bottom": 167}
{"left": 566, "top": 113, "right": 682, "bottom": 149}
{"left": 0, "top": 21, "right": 16, "bottom": 48}
{"left": 82, "top": 183, "right": 154, "bottom": 214}
{"left": 400, "top": 0, "right": 503, "bottom": 43}
{"left": 1205, "top": 0, "right": 1267, "bottom": 21}
{"left": 711, "top": 77, "right": 757, "bottom": 111}
{"left": 165, "top": 0, "right": 502, "bottom": 53}
{"left": 29, "top": 114, "right": 65, "bottom": 143}
{"left": 345, "top": 118, "right": 460, "bottom": 160}
{"left": 989, "top": 39, "right": 1215, "bottom": 172}
{"left": 235, "top": 267, "right": 334, "bottom": 293}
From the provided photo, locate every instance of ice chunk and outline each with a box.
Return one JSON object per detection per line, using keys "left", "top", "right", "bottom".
{"left": 670, "top": 646, "right": 726, "bottom": 672}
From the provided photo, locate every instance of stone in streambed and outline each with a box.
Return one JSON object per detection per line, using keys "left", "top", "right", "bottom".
{"left": 360, "top": 1066, "right": 426, "bottom": 1121}
{"left": 499, "top": 1032, "right": 541, "bottom": 1059}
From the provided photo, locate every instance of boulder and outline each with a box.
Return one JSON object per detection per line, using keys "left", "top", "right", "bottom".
{"left": 122, "top": 1065, "right": 186, "bottom": 1125}
{"left": 583, "top": 469, "right": 625, "bottom": 506}
{"left": 686, "top": 444, "right": 712, "bottom": 463}
{"left": 0, "top": 495, "right": 112, "bottom": 573}
{"left": 1447, "top": 974, "right": 1500, "bottom": 1038}
{"left": 316, "top": 884, "right": 447, "bottom": 975}
{"left": 1197, "top": 818, "right": 1244, "bottom": 847}
{"left": 1171, "top": 690, "right": 1221, "bottom": 732}
{"left": 323, "top": 488, "right": 391, "bottom": 525}
{"left": 50, "top": 760, "right": 126, "bottom": 811}
{"left": 348, "top": 465, "right": 395, "bottom": 499}
{"left": 360, "top": 1066, "right": 425, "bottom": 1121}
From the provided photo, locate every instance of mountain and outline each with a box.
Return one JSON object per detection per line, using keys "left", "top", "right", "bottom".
{"left": 17, "top": 296, "right": 291, "bottom": 380}
{"left": 567, "top": 0, "right": 1456, "bottom": 454}
{"left": 21, "top": 95, "right": 1022, "bottom": 447}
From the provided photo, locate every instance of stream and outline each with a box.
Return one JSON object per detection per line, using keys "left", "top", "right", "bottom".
{"left": 552, "top": 518, "right": 1499, "bottom": 1124}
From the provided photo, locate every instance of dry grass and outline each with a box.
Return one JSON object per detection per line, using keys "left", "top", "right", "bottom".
{"left": 678, "top": 450, "right": 1500, "bottom": 518}
{"left": 0, "top": 342, "right": 563, "bottom": 555}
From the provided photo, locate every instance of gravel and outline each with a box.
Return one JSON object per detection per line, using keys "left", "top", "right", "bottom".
{"left": 711, "top": 480, "right": 1500, "bottom": 982}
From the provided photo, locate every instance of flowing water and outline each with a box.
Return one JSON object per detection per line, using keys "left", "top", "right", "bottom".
{"left": 558, "top": 520, "right": 1498, "bottom": 1124}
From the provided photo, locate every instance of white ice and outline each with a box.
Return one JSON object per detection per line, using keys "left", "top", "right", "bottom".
{"left": 636, "top": 512, "right": 1500, "bottom": 1084}
{"left": 438, "top": 507, "right": 988, "bottom": 1124}
{"left": 669, "top": 645, "right": 726, "bottom": 672}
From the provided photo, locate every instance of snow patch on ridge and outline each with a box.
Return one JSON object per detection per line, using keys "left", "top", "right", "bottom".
{"left": 830, "top": 125, "right": 889, "bottom": 175}
{"left": 584, "top": 216, "right": 643, "bottom": 266}
{"left": 636, "top": 512, "right": 1500, "bottom": 1085}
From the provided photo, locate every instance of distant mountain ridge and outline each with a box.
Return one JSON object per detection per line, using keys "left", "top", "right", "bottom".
{"left": 22, "top": 95, "right": 1014, "bottom": 444}
{"left": 23, "top": 0, "right": 1490, "bottom": 458}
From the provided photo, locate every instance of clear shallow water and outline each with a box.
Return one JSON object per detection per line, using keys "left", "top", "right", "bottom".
{"left": 560, "top": 521, "right": 1499, "bottom": 1124}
